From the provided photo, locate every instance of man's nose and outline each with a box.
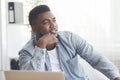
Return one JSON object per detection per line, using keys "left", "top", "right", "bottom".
{"left": 50, "top": 21, "right": 57, "bottom": 29}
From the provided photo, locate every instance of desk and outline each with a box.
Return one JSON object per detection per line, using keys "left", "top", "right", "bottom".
{"left": 0, "top": 71, "right": 5, "bottom": 80}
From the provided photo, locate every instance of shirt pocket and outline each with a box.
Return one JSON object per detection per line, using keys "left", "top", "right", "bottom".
{"left": 66, "top": 56, "right": 85, "bottom": 77}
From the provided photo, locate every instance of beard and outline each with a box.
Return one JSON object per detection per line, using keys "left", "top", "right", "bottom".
{"left": 36, "top": 32, "right": 43, "bottom": 41}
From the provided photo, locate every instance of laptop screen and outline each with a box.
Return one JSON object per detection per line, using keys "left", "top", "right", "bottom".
{"left": 4, "top": 70, "right": 65, "bottom": 80}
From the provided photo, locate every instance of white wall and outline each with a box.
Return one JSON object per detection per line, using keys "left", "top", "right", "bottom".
{"left": 110, "top": 0, "right": 120, "bottom": 70}
{"left": 0, "top": 0, "right": 8, "bottom": 70}
{"left": 111, "top": 0, "right": 120, "bottom": 45}
{"left": 7, "top": 24, "right": 31, "bottom": 58}
{"left": 6, "top": 0, "right": 31, "bottom": 62}
{"left": 0, "top": 0, "right": 2, "bottom": 70}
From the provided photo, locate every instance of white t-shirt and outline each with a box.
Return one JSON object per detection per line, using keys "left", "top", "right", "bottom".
{"left": 47, "top": 48, "right": 62, "bottom": 72}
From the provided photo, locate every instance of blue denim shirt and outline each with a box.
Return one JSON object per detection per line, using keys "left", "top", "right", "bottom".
{"left": 19, "top": 31, "right": 120, "bottom": 80}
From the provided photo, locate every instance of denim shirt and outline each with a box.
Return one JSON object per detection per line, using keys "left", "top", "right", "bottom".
{"left": 19, "top": 31, "right": 120, "bottom": 80}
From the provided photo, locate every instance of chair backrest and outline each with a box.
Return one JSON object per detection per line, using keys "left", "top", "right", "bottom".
{"left": 10, "top": 59, "right": 19, "bottom": 70}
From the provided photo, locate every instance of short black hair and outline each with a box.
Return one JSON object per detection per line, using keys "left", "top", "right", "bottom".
{"left": 29, "top": 5, "right": 50, "bottom": 26}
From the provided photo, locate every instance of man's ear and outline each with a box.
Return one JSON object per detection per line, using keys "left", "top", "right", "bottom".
{"left": 31, "top": 25, "right": 37, "bottom": 33}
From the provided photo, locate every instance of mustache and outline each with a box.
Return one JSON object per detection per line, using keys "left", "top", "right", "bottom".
{"left": 50, "top": 30, "right": 57, "bottom": 33}
{"left": 50, "top": 28, "right": 58, "bottom": 32}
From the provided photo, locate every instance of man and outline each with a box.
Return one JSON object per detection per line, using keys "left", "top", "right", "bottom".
{"left": 19, "top": 5, "right": 120, "bottom": 80}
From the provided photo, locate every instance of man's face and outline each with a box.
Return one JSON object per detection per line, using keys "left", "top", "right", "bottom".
{"left": 32, "top": 11, "right": 58, "bottom": 38}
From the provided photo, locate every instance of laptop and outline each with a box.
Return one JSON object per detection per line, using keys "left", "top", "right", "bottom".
{"left": 4, "top": 70, "right": 65, "bottom": 80}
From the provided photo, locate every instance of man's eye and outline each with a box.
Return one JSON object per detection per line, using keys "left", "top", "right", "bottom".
{"left": 42, "top": 21, "right": 49, "bottom": 25}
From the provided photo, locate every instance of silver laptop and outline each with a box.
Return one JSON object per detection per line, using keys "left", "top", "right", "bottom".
{"left": 4, "top": 70, "right": 65, "bottom": 80}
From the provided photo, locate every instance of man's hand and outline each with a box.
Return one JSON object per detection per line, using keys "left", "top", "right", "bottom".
{"left": 114, "top": 77, "right": 120, "bottom": 80}
{"left": 37, "top": 33, "right": 58, "bottom": 49}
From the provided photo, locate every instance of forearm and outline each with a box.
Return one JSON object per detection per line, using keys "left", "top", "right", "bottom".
{"left": 92, "top": 55, "right": 120, "bottom": 80}
{"left": 78, "top": 44, "right": 120, "bottom": 79}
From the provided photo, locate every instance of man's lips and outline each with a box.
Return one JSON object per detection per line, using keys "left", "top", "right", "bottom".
{"left": 50, "top": 29, "right": 57, "bottom": 34}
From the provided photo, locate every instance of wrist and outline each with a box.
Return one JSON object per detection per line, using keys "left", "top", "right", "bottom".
{"left": 37, "top": 40, "right": 46, "bottom": 49}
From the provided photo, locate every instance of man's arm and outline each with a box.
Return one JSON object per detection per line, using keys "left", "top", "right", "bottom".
{"left": 19, "top": 46, "right": 46, "bottom": 70}
{"left": 70, "top": 32, "right": 120, "bottom": 80}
